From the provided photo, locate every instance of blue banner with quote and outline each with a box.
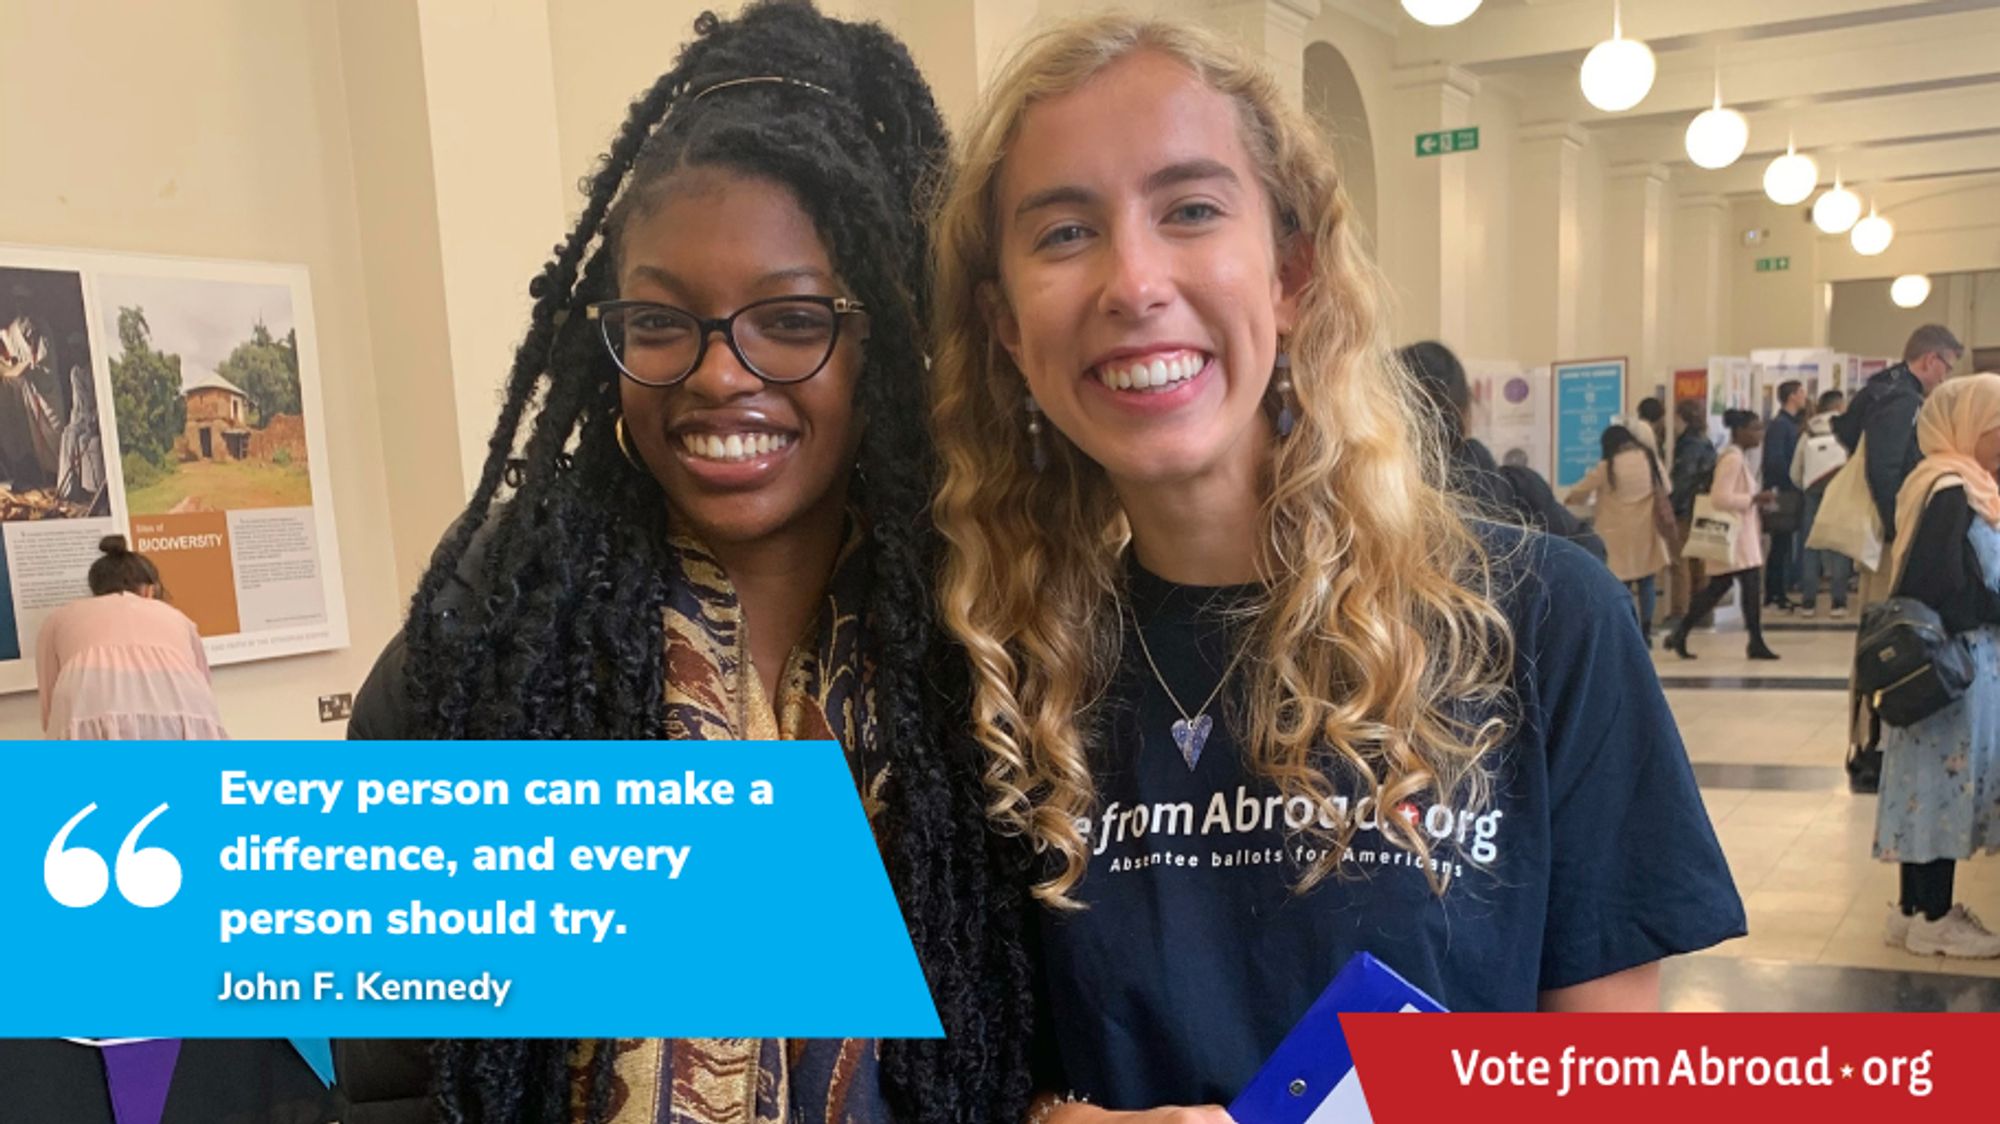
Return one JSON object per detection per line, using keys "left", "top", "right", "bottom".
{"left": 0, "top": 741, "right": 941, "bottom": 1037}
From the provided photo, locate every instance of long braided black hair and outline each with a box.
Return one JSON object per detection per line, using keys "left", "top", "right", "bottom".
{"left": 406, "top": 3, "right": 1031, "bottom": 1121}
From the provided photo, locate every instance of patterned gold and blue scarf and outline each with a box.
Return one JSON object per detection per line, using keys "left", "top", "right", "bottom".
{"left": 577, "top": 528, "right": 890, "bottom": 1124}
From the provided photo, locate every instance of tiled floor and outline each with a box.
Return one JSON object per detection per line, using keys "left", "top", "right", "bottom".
{"left": 1653, "top": 619, "right": 2000, "bottom": 1008}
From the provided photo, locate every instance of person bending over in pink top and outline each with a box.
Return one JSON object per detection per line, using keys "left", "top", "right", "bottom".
{"left": 35, "top": 535, "right": 225, "bottom": 739}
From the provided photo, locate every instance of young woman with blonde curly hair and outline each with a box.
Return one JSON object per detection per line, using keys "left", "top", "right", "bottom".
{"left": 928, "top": 13, "right": 1743, "bottom": 1118}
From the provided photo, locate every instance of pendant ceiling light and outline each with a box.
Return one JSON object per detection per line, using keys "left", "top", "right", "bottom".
{"left": 1763, "top": 136, "right": 1818, "bottom": 206}
{"left": 1580, "top": 1, "right": 1656, "bottom": 113}
{"left": 1685, "top": 64, "right": 1748, "bottom": 169}
{"left": 1850, "top": 206, "right": 1894, "bottom": 256}
{"left": 1890, "top": 274, "right": 1932, "bottom": 309}
{"left": 1401, "top": 0, "right": 1482, "bottom": 26}
{"left": 1812, "top": 173, "right": 1863, "bottom": 235}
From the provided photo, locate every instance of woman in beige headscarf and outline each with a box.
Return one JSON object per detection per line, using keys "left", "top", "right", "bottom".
{"left": 1873, "top": 373, "right": 2000, "bottom": 960}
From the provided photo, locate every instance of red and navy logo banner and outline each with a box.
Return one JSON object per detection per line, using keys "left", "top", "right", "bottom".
{"left": 1344, "top": 1013, "right": 1999, "bottom": 1120}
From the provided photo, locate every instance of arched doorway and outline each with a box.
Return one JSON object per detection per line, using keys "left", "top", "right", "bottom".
{"left": 1304, "top": 41, "right": 1377, "bottom": 250}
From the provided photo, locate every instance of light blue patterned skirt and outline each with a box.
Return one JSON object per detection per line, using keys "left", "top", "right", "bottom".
{"left": 1873, "top": 520, "right": 2000, "bottom": 864}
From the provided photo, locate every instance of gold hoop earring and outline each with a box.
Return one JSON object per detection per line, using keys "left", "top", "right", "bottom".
{"left": 615, "top": 415, "right": 645, "bottom": 471}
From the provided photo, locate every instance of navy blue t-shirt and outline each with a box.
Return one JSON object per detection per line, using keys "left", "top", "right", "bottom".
{"left": 1034, "top": 530, "right": 1745, "bottom": 1108}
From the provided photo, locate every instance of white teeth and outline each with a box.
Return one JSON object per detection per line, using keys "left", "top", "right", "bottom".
{"left": 678, "top": 432, "right": 792, "bottom": 462}
{"left": 1094, "top": 351, "right": 1205, "bottom": 393}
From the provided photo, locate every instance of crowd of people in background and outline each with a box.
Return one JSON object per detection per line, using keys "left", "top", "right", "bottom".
{"left": 1408, "top": 325, "right": 2000, "bottom": 960}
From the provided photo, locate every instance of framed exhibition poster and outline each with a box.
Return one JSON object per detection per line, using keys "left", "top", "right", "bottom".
{"left": 1750, "top": 348, "right": 1835, "bottom": 415}
{"left": 0, "top": 245, "right": 349, "bottom": 693}
{"left": 1551, "top": 357, "right": 1627, "bottom": 491}
{"left": 1465, "top": 360, "right": 1553, "bottom": 481}
{"left": 1706, "top": 356, "right": 1756, "bottom": 448}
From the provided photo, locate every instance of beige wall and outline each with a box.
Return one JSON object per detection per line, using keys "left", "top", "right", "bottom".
{"left": 0, "top": 0, "right": 407, "bottom": 738}
{"left": 1731, "top": 175, "right": 2000, "bottom": 356}
{"left": 1829, "top": 271, "right": 1996, "bottom": 359}
{"left": 1727, "top": 195, "right": 1825, "bottom": 353}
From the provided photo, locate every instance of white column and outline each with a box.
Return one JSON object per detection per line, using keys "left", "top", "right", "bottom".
{"left": 415, "top": 0, "right": 571, "bottom": 496}
{"left": 1602, "top": 161, "right": 1672, "bottom": 403}
{"left": 1376, "top": 64, "right": 1478, "bottom": 345}
{"left": 1670, "top": 194, "right": 1731, "bottom": 369}
{"left": 1510, "top": 122, "right": 1586, "bottom": 364}
{"left": 1202, "top": 0, "right": 1321, "bottom": 108}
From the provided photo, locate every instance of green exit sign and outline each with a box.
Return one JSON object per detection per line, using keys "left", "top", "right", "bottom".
{"left": 1415, "top": 127, "right": 1480, "bottom": 157}
{"left": 1755, "top": 256, "right": 1792, "bottom": 273}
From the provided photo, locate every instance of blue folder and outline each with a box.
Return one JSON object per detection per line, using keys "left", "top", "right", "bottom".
{"left": 1228, "top": 953, "right": 1446, "bottom": 1124}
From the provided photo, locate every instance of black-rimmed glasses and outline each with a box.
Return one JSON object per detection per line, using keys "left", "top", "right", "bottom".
{"left": 587, "top": 296, "right": 867, "bottom": 387}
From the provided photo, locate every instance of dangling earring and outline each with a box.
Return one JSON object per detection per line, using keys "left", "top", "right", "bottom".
{"left": 614, "top": 415, "right": 645, "bottom": 471}
{"left": 1269, "top": 351, "right": 1298, "bottom": 439}
{"left": 1024, "top": 393, "right": 1049, "bottom": 474}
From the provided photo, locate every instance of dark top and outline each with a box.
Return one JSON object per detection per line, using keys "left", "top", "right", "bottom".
{"left": 0, "top": 1039, "right": 337, "bottom": 1124}
{"left": 1833, "top": 364, "right": 1925, "bottom": 535}
{"left": 1452, "top": 439, "right": 1607, "bottom": 564}
{"left": 1893, "top": 485, "right": 2000, "bottom": 634}
{"left": 1033, "top": 530, "right": 1745, "bottom": 1108}
{"left": 336, "top": 629, "right": 450, "bottom": 1123}
{"left": 1763, "top": 409, "right": 1803, "bottom": 493}
{"left": 1670, "top": 430, "right": 1717, "bottom": 519}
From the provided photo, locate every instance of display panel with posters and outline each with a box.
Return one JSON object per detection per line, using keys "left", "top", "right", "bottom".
{"left": 1551, "top": 357, "right": 1627, "bottom": 491}
{"left": 1749, "top": 348, "right": 1836, "bottom": 417}
{"left": 0, "top": 245, "right": 348, "bottom": 694}
{"left": 1705, "top": 356, "right": 1756, "bottom": 448}
{"left": 1465, "top": 361, "right": 1554, "bottom": 482}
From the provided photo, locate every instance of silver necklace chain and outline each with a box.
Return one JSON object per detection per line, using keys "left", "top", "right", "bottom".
{"left": 1128, "top": 602, "right": 1250, "bottom": 770}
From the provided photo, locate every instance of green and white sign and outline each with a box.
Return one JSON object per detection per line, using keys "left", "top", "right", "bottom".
{"left": 1415, "top": 127, "right": 1480, "bottom": 157}
{"left": 1755, "top": 256, "right": 1791, "bottom": 273}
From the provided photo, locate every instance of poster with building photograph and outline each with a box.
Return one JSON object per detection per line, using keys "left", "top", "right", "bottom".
{"left": 0, "top": 245, "right": 348, "bottom": 694}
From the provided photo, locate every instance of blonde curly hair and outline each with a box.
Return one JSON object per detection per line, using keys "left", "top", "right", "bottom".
{"left": 930, "top": 13, "right": 1515, "bottom": 907}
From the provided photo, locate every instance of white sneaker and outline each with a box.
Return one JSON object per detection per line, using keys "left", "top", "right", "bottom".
{"left": 1905, "top": 905, "right": 2000, "bottom": 958}
{"left": 1884, "top": 904, "right": 1912, "bottom": 946}
{"left": 1800, "top": 604, "right": 1817, "bottom": 619}
{"left": 1832, "top": 606, "right": 1848, "bottom": 619}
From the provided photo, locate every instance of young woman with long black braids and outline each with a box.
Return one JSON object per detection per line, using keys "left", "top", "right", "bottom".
{"left": 331, "top": 4, "right": 1030, "bottom": 1123}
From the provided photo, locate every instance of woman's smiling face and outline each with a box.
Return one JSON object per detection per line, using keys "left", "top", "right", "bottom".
{"left": 987, "top": 50, "right": 1301, "bottom": 491}
{"left": 614, "top": 167, "right": 866, "bottom": 548}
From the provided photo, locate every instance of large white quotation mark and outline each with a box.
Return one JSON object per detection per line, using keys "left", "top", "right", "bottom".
{"left": 44, "top": 804, "right": 109, "bottom": 907}
{"left": 44, "top": 803, "right": 183, "bottom": 909}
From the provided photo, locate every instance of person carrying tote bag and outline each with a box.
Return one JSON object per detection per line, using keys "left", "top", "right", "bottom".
{"left": 1807, "top": 434, "right": 1885, "bottom": 574}
{"left": 1682, "top": 492, "right": 1743, "bottom": 569}
{"left": 1668, "top": 410, "right": 1779, "bottom": 660}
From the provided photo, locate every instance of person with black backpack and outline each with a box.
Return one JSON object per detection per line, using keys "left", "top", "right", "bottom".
{"left": 1871, "top": 373, "right": 2000, "bottom": 959}
{"left": 1840, "top": 326, "right": 1963, "bottom": 791}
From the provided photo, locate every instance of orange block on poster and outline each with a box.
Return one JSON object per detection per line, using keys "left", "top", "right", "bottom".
{"left": 1673, "top": 368, "right": 1708, "bottom": 409}
{"left": 130, "top": 513, "right": 240, "bottom": 637}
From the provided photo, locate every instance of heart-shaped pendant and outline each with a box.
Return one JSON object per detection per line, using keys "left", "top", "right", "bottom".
{"left": 1171, "top": 714, "right": 1213, "bottom": 771}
